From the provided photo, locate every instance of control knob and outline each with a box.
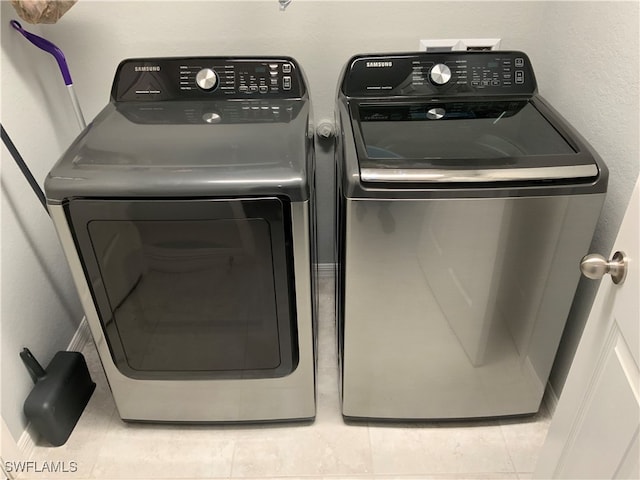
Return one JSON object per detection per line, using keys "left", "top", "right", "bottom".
{"left": 195, "top": 68, "right": 219, "bottom": 91}
{"left": 430, "top": 63, "right": 452, "bottom": 85}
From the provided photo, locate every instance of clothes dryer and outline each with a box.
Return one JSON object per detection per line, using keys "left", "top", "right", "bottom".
{"left": 46, "top": 57, "right": 316, "bottom": 422}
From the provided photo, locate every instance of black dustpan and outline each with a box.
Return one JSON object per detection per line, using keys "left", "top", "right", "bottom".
{"left": 20, "top": 348, "right": 96, "bottom": 446}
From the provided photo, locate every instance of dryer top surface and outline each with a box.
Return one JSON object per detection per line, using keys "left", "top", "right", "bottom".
{"left": 45, "top": 99, "right": 312, "bottom": 202}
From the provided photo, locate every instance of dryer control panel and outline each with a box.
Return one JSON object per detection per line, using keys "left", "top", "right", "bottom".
{"left": 112, "top": 57, "right": 305, "bottom": 101}
{"left": 342, "top": 51, "right": 536, "bottom": 97}
{"left": 116, "top": 99, "right": 304, "bottom": 125}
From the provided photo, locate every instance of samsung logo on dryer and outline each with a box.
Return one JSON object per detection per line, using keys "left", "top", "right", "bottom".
{"left": 366, "top": 61, "right": 393, "bottom": 68}
{"left": 134, "top": 66, "right": 161, "bottom": 72}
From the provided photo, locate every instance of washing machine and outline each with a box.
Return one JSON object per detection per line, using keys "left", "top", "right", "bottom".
{"left": 336, "top": 51, "right": 607, "bottom": 420}
{"left": 45, "top": 56, "right": 317, "bottom": 422}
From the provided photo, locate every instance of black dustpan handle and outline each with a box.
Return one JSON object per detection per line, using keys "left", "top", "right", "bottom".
{"left": 1, "top": 124, "right": 49, "bottom": 215}
{"left": 20, "top": 348, "right": 47, "bottom": 383}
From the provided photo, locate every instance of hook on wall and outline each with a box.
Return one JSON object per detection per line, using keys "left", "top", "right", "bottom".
{"left": 279, "top": 0, "right": 292, "bottom": 11}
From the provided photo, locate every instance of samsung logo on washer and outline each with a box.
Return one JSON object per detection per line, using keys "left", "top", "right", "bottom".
{"left": 366, "top": 61, "right": 393, "bottom": 68}
{"left": 134, "top": 66, "right": 161, "bottom": 72}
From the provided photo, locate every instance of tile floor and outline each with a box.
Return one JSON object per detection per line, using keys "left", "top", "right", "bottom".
{"left": 21, "top": 276, "right": 551, "bottom": 480}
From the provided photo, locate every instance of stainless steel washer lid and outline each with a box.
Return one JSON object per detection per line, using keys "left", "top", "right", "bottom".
{"left": 353, "top": 98, "right": 599, "bottom": 183}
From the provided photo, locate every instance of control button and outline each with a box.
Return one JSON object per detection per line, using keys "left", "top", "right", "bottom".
{"left": 430, "top": 64, "right": 452, "bottom": 85}
{"left": 282, "top": 63, "right": 292, "bottom": 73}
{"left": 283, "top": 76, "right": 292, "bottom": 90}
{"left": 471, "top": 80, "right": 480, "bottom": 86}
{"left": 202, "top": 112, "right": 221, "bottom": 124}
{"left": 515, "top": 70, "right": 525, "bottom": 84}
{"left": 259, "top": 85, "right": 268, "bottom": 94}
{"left": 269, "top": 63, "right": 279, "bottom": 70}
{"left": 239, "top": 85, "right": 248, "bottom": 92}
{"left": 515, "top": 57, "right": 525, "bottom": 67}
{"left": 491, "top": 80, "right": 501, "bottom": 86}
{"left": 195, "top": 68, "right": 219, "bottom": 91}
{"left": 249, "top": 85, "right": 258, "bottom": 92}
{"left": 270, "top": 71, "right": 279, "bottom": 77}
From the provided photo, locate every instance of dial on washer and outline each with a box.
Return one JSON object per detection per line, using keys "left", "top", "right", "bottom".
{"left": 430, "top": 64, "right": 452, "bottom": 85}
{"left": 195, "top": 68, "right": 219, "bottom": 91}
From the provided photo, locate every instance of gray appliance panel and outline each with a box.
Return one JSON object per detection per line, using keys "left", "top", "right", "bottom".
{"left": 45, "top": 99, "right": 311, "bottom": 202}
{"left": 340, "top": 193, "right": 604, "bottom": 419}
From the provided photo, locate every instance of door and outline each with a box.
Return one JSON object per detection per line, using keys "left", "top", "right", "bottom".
{"left": 534, "top": 178, "right": 639, "bottom": 479}
{"left": 67, "top": 197, "right": 299, "bottom": 380}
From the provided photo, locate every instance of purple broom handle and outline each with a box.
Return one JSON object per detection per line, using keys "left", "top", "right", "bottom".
{"left": 10, "top": 20, "right": 73, "bottom": 86}
{"left": 10, "top": 20, "right": 86, "bottom": 129}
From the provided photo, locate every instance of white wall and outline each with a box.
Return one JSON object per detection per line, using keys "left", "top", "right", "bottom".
{"left": 1, "top": 1, "right": 86, "bottom": 443}
{"left": 1, "top": 0, "right": 637, "bottom": 444}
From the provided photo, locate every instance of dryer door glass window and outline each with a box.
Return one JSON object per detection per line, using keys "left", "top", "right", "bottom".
{"left": 67, "top": 198, "right": 297, "bottom": 380}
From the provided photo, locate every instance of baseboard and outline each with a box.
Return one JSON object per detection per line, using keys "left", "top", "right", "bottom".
{"left": 2, "top": 418, "right": 22, "bottom": 479}
{"left": 316, "top": 262, "right": 335, "bottom": 278}
{"left": 67, "top": 316, "right": 91, "bottom": 352}
{"left": 16, "top": 423, "right": 38, "bottom": 464}
{"left": 543, "top": 382, "right": 560, "bottom": 416}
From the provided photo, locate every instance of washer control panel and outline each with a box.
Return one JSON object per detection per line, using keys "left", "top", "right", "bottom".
{"left": 342, "top": 51, "right": 536, "bottom": 97}
{"left": 112, "top": 57, "right": 305, "bottom": 101}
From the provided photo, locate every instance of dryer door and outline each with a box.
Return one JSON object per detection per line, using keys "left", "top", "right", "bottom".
{"left": 66, "top": 197, "right": 298, "bottom": 380}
